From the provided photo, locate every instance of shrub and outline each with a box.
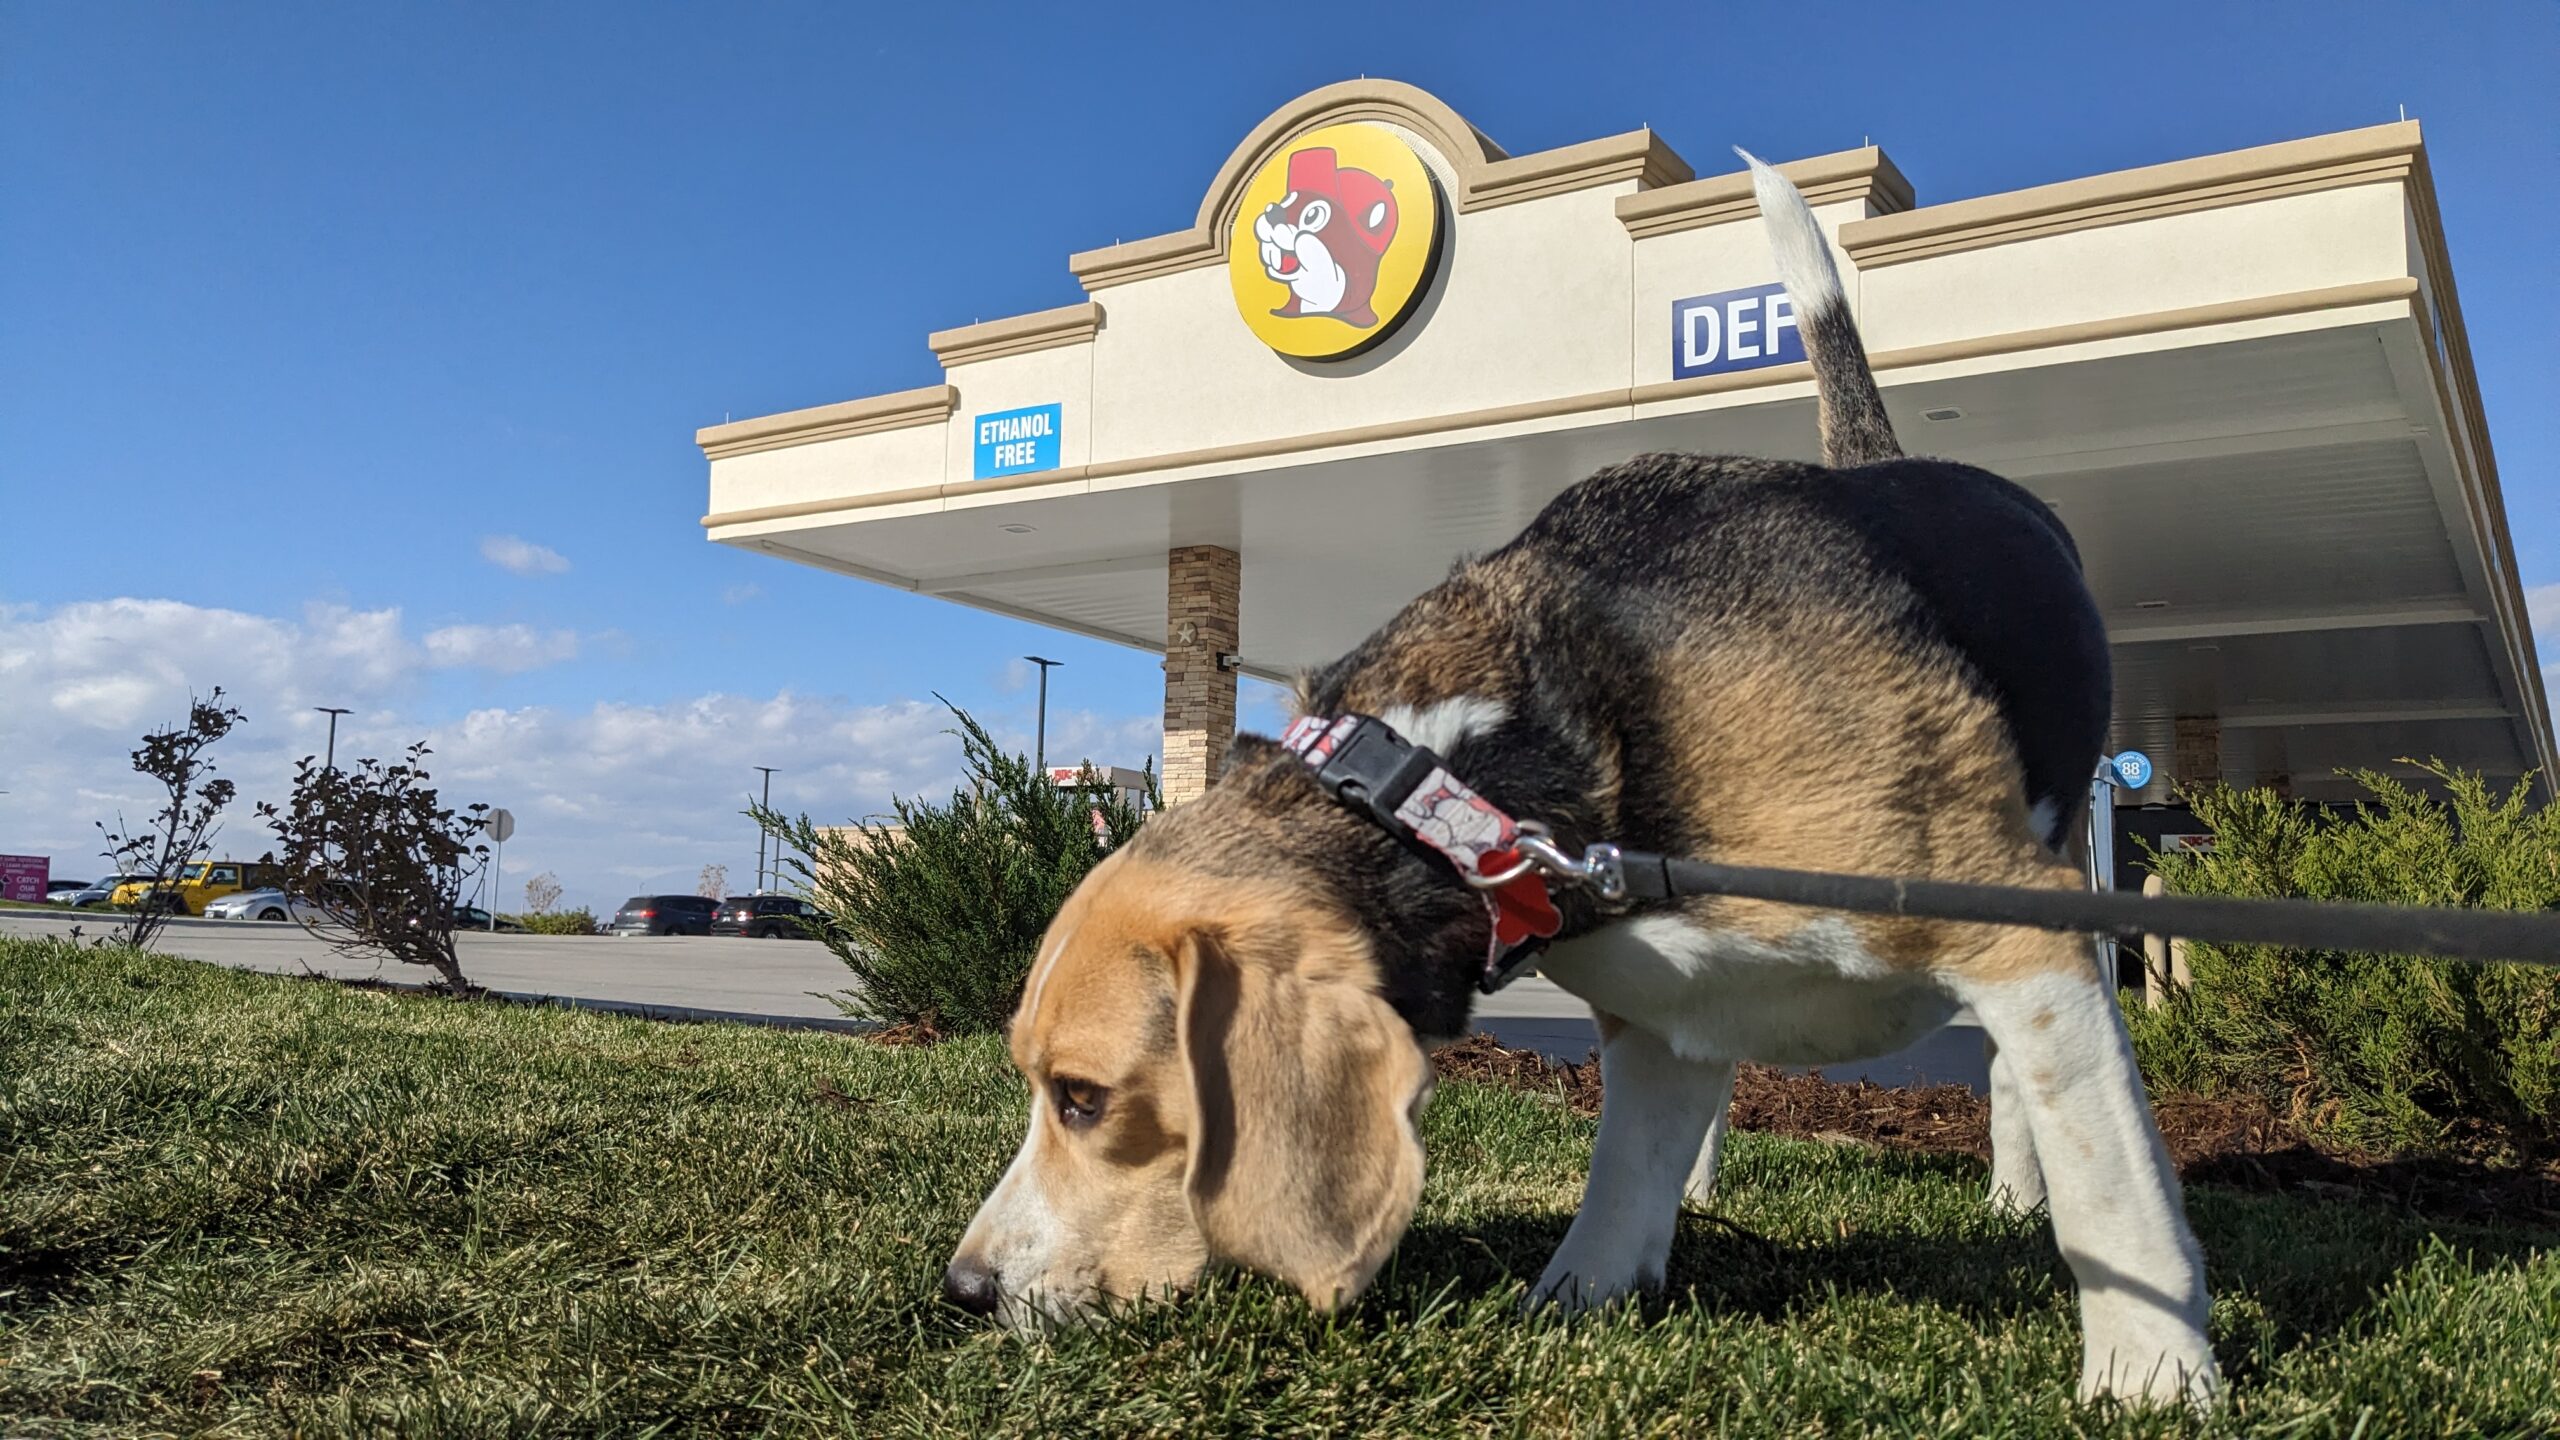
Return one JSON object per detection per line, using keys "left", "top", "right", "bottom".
{"left": 94, "top": 689, "right": 245, "bottom": 949}
{"left": 756, "top": 703, "right": 1154, "bottom": 1035}
{"left": 512, "top": 908, "right": 600, "bottom": 936}
{"left": 257, "top": 743, "right": 489, "bottom": 992}
{"left": 2126, "top": 761, "right": 2560, "bottom": 1157}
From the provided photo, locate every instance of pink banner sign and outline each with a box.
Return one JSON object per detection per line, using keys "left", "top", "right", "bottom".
{"left": 0, "top": 855, "right": 49, "bottom": 903}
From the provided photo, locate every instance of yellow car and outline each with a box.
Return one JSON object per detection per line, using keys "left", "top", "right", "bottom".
{"left": 111, "top": 860, "right": 274, "bottom": 916}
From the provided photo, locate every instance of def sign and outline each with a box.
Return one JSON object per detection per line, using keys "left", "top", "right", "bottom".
{"left": 1670, "top": 282, "right": 1804, "bottom": 380}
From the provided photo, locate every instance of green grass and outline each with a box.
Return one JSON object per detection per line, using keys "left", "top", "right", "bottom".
{"left": 2, "top": 937, "right": 2553, "bottom": 1437}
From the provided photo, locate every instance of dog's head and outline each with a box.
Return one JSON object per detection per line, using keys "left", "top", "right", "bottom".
{"left": 942, "top": 796, "right": 1434, "bottom": 1329}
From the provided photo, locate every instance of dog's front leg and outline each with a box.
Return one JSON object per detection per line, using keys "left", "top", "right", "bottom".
{"left": 1532, "top": 1015, "right": 1733, "bottom": 1309}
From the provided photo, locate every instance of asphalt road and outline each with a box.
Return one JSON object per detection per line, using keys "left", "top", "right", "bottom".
{"left": 0, "top": 908, "right": 865, "bottom": 1026}
{"left": 0, "top": 908, "right": 1988, "bottom": 1086}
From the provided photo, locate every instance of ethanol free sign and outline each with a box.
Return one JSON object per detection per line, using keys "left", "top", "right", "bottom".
{"left": 973, "top": 404, "right": 1062, "bottom": 481}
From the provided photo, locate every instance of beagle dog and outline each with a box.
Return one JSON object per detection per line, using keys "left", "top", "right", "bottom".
{"left": 946, "top": 155, "right": 2219, "bottom": 1407}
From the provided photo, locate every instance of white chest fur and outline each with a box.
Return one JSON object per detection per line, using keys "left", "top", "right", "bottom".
{"left": 1535, "top": 912, "right": 1959, "bottom": 1067}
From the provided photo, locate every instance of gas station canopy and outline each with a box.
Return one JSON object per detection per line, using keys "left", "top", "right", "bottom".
{"left": 700, "top": 80, "right": 2549, "bottom": 805}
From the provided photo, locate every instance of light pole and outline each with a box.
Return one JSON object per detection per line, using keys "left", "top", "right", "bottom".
{"left": 1025, "top": 656, "right": 1063, "bottom": 773}
{"left": 753, "top": 766, "right": 778, "bottom": 894}
{"left": 314, "top": 706, "right": 351, "bottom": 771}
{"left": 314, "top": 707, "right": 352, "bottom": 868}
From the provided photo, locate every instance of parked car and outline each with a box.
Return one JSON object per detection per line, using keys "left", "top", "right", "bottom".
{"left": 451, "top": 906, "right": 527, "bottom": 933}
{"left": 608, "top": 895, "right": 718, "bottom": 937}
{"left": 205, "top": 887, "right": 348, "bottom": 923}
{"left": 110, "top": 860, "right": 274, "bottom": 916}
{"left": 64, "top": 874, "right": 147, "bottom": 908}
{"left": 712, "top": 894, "right": 822, "bottom": 939}
{"left": 44, "top": 879, "right": 89, "bottom": 903}
{"left": 392, "top": 903, "right": 528, "bottom": 934}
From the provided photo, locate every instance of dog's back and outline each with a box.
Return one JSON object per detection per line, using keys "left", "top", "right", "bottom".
{"left": 1505, "top": 446, "right": 2109, "bottom": 855}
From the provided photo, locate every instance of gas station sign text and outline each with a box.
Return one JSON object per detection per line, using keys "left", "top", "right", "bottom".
{"left": 1670, "top": 282, "right": 1803, "bottom": 379}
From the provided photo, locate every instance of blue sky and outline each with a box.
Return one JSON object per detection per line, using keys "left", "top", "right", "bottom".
{"left": 3, "top": 2, "right": 2553, "bottom": 913}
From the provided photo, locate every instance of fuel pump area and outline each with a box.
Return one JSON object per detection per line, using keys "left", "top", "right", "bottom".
{"left": 698, "top": 80, "right": 2551, "bottom": 885}
{"left": 1050, "top": 764, "right": 1155, "bottom": 843}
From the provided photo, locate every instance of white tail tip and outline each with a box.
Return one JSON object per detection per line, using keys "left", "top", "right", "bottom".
{"left": 1734, "top": 146, "right": 1846, "bottom": 319}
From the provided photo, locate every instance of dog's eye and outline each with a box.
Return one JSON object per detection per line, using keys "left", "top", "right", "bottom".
{"left": 1052, "top": 1078, "right": 1107, "bottom": 1130}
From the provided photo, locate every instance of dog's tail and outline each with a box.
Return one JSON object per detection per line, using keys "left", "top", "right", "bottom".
{"left": 1739, "top": 148, "right": 1901, "bottom": 467}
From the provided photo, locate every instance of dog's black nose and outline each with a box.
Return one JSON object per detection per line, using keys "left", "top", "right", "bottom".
{"left": 942, "top": 1256, "right": 1001, "bottom": 1317}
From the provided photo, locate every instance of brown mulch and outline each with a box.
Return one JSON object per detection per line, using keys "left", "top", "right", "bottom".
{"left": 1432, "top": 1033, "right": 2560, "bottom": 1226}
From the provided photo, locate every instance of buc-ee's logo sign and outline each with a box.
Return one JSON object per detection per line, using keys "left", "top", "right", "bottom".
{"left": 1228, "top": 123, "right": 1442, "bottom": 360}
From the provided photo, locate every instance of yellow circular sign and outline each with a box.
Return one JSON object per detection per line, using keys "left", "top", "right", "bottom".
{"left": 1227, "top": 123, "right": 1442, "bottom": 360}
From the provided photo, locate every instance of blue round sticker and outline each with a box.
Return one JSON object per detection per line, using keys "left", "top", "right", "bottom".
{"left": 2112, "top": 751, "right": 2154, "bottom": 789}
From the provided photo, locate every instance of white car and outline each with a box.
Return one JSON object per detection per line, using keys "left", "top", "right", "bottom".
{"left": 204, "top": 888, "right": 341, "bottom": 923}
{"left": 63, "top": 875, "right": 145, "bottom": 908}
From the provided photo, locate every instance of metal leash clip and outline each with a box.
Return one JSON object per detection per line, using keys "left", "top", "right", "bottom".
{"left": 1467, "top": 821, "right": 1630, "bottom": 902}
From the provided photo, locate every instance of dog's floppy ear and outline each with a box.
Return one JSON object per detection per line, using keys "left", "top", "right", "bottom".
{"left": 1174, "top": 925, "right": 1431, "bottom": 1309}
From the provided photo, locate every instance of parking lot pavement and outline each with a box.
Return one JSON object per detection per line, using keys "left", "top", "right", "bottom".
{"left": 0, "top": 909, "right": 1985, "bottom": 1087}
{"left": 0, "top": 909, "right": 858, "bottom": 1024}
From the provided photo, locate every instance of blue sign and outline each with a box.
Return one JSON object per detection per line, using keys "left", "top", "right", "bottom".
{"left": 972, "top": 403, "right": 1062, "bottom": 481}
{"left": 1670, "top": 282, "right": 1804, "bottom": 380}
{"left": 2112, "top": 751, "right": 2154, "bottom": 789}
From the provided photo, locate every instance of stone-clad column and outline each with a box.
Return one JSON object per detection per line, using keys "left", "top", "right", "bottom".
{"left": 1161, "top": 545, "right": 1239, "bottom": 805}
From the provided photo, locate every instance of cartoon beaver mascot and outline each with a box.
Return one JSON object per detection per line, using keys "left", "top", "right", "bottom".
{"left": 1252, "top": 146, "right": 1399, "bottom": 327}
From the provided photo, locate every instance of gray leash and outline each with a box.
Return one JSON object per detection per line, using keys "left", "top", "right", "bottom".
{"left": 1485, "top": 832, "right": 2560, "bottom": 967}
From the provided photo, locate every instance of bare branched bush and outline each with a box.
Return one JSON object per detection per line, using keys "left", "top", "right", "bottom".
{"left": 94, "top": 690, "right": 246, "bottom": 949}
{"left": 522, "top": 871, "right": 563, "bottom": 916}
{"left": 258, "top": 743, "right": 488, "bottom": 992}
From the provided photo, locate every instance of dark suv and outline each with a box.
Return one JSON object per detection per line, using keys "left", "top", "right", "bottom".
{"left": 713, "top": 894, "right": 821, "bottom": 939}
{"left": 609, "top": 895, "right": 719, "bottom": 936}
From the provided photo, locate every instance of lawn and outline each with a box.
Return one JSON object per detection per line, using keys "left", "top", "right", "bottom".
{"left": 2, "top": 937, "right": 2554, "bottom": 1437}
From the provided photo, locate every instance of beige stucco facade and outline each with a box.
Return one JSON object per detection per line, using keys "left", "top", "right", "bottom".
{"left": 699, "top": 80, "right": 2551, "bottom": 808}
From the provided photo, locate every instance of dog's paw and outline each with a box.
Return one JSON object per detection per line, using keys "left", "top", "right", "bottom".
{"left": 1985, "top": 1179, "right": 2047, "bottom": 1219}
{"left": 2079, "top": 1339, "right": 2222, "bottom": 1410}
{"left": 1524, "top": 1257, "right": 1651, "bottom": 1313}
{"left": 1986, "top": 1155, "right": 2046, "bottom": 1218}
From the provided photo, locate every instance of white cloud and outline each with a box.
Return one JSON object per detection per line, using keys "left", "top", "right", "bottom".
{"left": 2526, "top": 582, "right": 2559, "bottom": 656}
{"left": 479, "top": 534, "right": 571, "bottom": 576}
{"left": 422, "top": 623, "right": 578, "bottom": 674}
{"left": 0, "top": 599, "right": 418, "bottom": 737}
{"left": 721, "top": 583, "right": 761, "bottom": 605}
{"left": 0, "top": 597, "right": 1162, "bottom": 919}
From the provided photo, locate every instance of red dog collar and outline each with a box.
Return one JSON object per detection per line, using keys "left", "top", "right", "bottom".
{"left": 1278, "top": 713, "right": 1562, "bottom": 991}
